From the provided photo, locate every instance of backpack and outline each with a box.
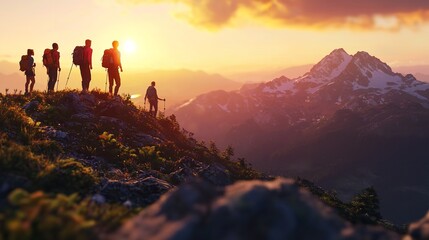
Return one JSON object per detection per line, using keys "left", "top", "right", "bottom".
{"left": 73, "top": 46, "right": 84, "bottom": 66}
{"left": 19, "top": 55, "right": 30, "bottom": 72}
{"left": 43, "top": 49, "right": 53, "bottom": 67}
{"left": 102, "top": 49, "right": 114, "bottom": 68}
{"left": 146, "top": 86, "right": 157, "bottom": 100}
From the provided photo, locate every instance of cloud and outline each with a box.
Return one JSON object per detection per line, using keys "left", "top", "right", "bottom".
{"left": 118, "top": 0, "right": 429, "bottom": 30}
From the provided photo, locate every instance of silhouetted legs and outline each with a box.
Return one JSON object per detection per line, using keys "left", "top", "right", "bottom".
{"left": 47, "top": 68, "right": 58, "bottom": 92}
{"left": 25, "top": 76, "right": 35, "bottom": 94}
{"left": 108, "top": 68, "right": 121, "bottom": 96}
{"left": 80, "top": 64, "right": 91, "bottom": 92}
{"left": 149, "top": 99, "right": 158, "bottom": 117}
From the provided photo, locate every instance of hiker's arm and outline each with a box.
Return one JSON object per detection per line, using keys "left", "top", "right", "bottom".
{"left": 89, "top": 49, "right": 93, "bottom": 69}
{"left": 119, "top": 52, "right": 123, "bottom": 72}
{"left": 58, "top": 52, "right": 61, "bottom": 71}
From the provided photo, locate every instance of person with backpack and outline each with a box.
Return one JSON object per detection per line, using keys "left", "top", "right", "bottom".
{"left": 108, "top": 40, "right": 123, "bottom": 96}
{"left": 45, "top": 43, "right": 61, "bottom": 92}
{"left": 23, "top": 49, "right": 36, "bottom": 94}
{"left": 144, "top": 81, "right": 165, "bottom": 117}
{"left": 80, "top": 39, "right": 93, "bottom": 93}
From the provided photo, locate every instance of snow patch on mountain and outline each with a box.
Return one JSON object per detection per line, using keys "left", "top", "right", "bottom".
{"left": 350, "top": 69, "right": 429, "bottom": 100}
{"left": 352, "top": 70, "right": 402, "bottom": 92}
{"left": 262, "top": 78, "right": 296, "bottom": 94}
{"left": 177, "top": 98, "right": 196, "bottom": 109}
{"left": 306, "top": 48, "right": 353, "bottom": 82}
{"left": 218, "top": 103, "right": 231, "bottom": 113}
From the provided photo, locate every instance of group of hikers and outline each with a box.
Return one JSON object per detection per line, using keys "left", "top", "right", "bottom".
{"left": 19, "top": 40, "right": 165, "bottom": 117}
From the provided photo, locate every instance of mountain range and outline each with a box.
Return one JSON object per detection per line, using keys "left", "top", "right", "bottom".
{"left": 172, "top": 49, "right": 429, "bottom": 224}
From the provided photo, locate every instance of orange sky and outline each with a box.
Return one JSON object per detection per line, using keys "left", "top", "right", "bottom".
{"left": 1, "top": 0, "right": 429, "bottom": 77}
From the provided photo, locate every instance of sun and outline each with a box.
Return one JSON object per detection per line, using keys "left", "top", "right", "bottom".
{"left": 123, "top": 39, "right": 136, "bottom": 54}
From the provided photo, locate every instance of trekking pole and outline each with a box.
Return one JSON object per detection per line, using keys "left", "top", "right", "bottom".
{"left": 65, "top": 63, "right": 73, "bottom": 89}
{"left": 104, "top": 70, "right": 108, "bottom": 93}
{"left": 56, "top": 69, "right": 61, "bottom": 91}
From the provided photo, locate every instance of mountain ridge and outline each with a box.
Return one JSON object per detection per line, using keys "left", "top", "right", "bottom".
{"left": 172, "top": 49, "right": 429, "bottom": 223}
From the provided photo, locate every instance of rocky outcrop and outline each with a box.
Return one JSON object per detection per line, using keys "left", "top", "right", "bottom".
{"left": 169, "top": 158, "right": 232, "bottom": 186}
{"left": 60, "top": 92, "right": 95, "bottom": 113}
{"left": 405, "top": 212, "right": 429, "bottom": 240}
{"left": 96, "top": 97, "right": 136, "bottom": 119}
{"left": 99, "top": 176, "right": 174, "bottom": 207}
{"left": 110, "top": 178, "right": 400, "bottom": 240}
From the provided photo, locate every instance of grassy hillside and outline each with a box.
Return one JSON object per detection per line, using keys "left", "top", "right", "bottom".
{"left": 0, "top": 90, "right": 405, "bottom": 239}
{"left": 0, "top": 90, "right": 260, "bottom": 239}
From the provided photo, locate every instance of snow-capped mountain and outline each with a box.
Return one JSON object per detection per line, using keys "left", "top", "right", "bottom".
{"left": 172, "top": 49, "right": 429, "bottom": 224}
{"left": 174, "top": 49, "right": 429, "bottom": 138}
{"left": 260, "top": 49, "right": 429, "bottom": 109}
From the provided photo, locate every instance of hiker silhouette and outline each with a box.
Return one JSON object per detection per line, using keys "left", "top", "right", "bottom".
{"left": 45, "top": 43, "right": 61, "bottom": 93}
{"left": 145, "top": 81, "right": 165, "bottom": 117}
{"left": 80, "top": 39, "right": 93, "bottom": 93}
{"left": 107, "top": 40, "right": 123, "bottom": 96}
{"left": 24, "top": 49, "right": 36, "bottom": 94}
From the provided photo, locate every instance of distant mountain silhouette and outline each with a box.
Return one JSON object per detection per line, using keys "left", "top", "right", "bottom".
{"left": 172, "top": 49, "right": 429, "bottom": 224}
{"left": 0, "top": 60, "right": 17, "bottom": 74}
{"left": 126, "top": 69, "right": 242, "bottom": 108}
{"left": 413, "top": 73, "right": 429, "bottom": 83}
{"left": 0, "top": 59, "right": 241, "bottom": 107}
{"left": 225, "top": 64, "right": 312, "bottom": 84}
{"left": 0, "top": 72, "right": 22, "bottom": 91}
{"left": 393, "top": 64, "right": 429, "bottom": 83}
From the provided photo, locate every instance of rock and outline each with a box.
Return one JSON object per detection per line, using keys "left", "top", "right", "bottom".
{"left": 168, "top": 158, "right": 203, "bottom": 185}
{"left": 79, "top": 93, "right": 97, "bottom": 106}
{"left": 110, "top": 178, "right": 400, "bottom": 240}
{"left": 177, "top": 157, "right": 204, "bottom": 169}
{"left": 22, "top": 100, "right": 39, "bottom": 112}
{"left": 134, "top": 133, "right": 161, "bottom": 146}
{"left": 99, "top": 116, "right": 127, "bottom": 130}
{"left": 123, "top": 200, "right": 133, "bottom": 208}
{"left": 198, "top": 163, "right": 232, "bottom": 186}
{"left": 108, "top": 168, "right": 124, "bottom": 177}
{"left": 97, "top": 99, "right": 134, "bottom": 119}
{"left": 55, "top": 130, "right": 68, "bottom": 139}
{"left": 91, "top": 194, "right": 106, "bottom": 204}
{"left": 404, "top": 212, "right": 429, "bottom": 240}
{"left": 60, "top": 93, "right": 93, "bottom": 113}
{"left": 100, "top": 176, "right": 173, "bottom": 206}
{"left": 169, "top": 167, "right": 198, "bottom": 185}
{"left": 70, "top": 112, "right": 95, "bottom": 123}
{"left": 40, "top": 126, "right": 68, "bottom": 140}
{"left": 169, "top": 158, "right": 232, "bottom": 186}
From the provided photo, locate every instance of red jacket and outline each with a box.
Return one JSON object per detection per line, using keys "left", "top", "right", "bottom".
{"left": 83, "top": 46, "right": 92, "bottom": 66}
{"left": 51, "top": 50, "right": 60, "bottom": 69}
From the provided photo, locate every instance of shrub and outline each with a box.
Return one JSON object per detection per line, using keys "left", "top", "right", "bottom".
{"left": 97, "top": 132, "right": 137, "bottom": 166}
{"left": 136, "top": 146, "right": 173, "bottom": 172}
{"left": 1, "top": 189, "right": 95, "bottom": 240}
{"left": 349, "top": 187, "right": 382, "bottom": 224}
{"left": 30, "top": 140, "right": 63, "bottom": 161}
{"left": 0, "top": 140, "right": 47, "bottom": 179}
{"left": 0, "top": 189, "right": 136, "bottom": 240}
{"left": 0, "top": 104, "right": 38, "bottom": 144}
{"left": 37, "top": 159, "right": 98, "bottom": 195}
